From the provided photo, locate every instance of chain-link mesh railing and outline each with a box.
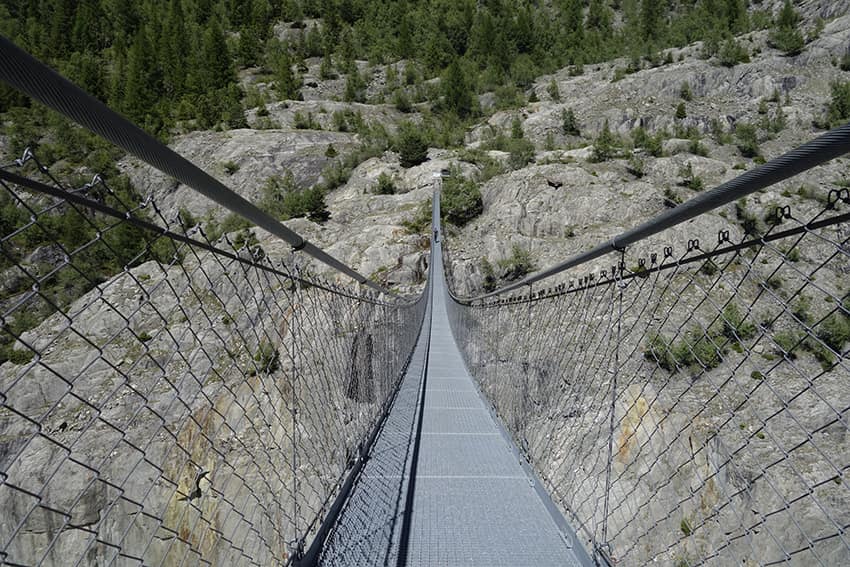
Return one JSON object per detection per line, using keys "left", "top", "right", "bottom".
{"left": 0, "top": 151, "right": 426, "bottom": 566}
{"left": 445, "top": 174, "right": 850, "bottom": 564}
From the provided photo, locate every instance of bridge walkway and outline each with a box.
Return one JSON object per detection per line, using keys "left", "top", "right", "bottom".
{"left": 320, "top": 232, "right": 587, "bottom": 566}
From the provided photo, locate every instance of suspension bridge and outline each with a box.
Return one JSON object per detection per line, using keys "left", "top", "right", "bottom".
{"left": 1, "top": 37, "right": 849, "bottom": 566}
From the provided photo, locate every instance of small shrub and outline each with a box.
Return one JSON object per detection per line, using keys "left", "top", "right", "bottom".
{"left": 805, "top": 336, "right": 836, "bottom": 370}
{"left": 441, "top": 173, "right": 483, "bottom": 226}
{"left": 663, "top": 187, "right": 682, "bottom": 208}
{"left": 774, "top": 331, "right": 801, "bottom": 359}
{"left": 679, "top": 162, "right": 704, "bottom": 190}
{"left": 824, "top": 81, "right": 850, "bottom": 129}
{"left": 0, "top": 346, "right": 35, "bottom": 365}
{"left": 547, "top": 79, "right": 560, "bottom": 102}
{"left": 293, "top": 111, "right": 320, "bottom": 130}
{"left": 251, "top": 340, "right": 280, "bottom": 375}
{"left": 792, "top": 295, "right": 812, "bottom": 323}
{"left": 373, "top": 172, "right": 396, "bottom": 195}
{"left": 402, "top": 199, "right": 432, "bottom": 235}
{"left": 222, "top": 160, "right": 239, "bottom": 175}
{"left": 719, "top": 303, "right": 756, "bottom": 342}
{"left": 762, "top": 106, "right": 787, "bottom": 134}
{"left": 735, "top": 123, "right": 760, "bottom": 158}
{"left": 644, "top": 333, "right": 677, "bottom": 372}
{"left": 680, "top": 82, "right": 693, "bottom": 101}
{"left": 735, "top": 200, "right": 762, "bottom": 236}
{"left": 684, "top": 328, "right": 723, "bottom": 370}
{"left": 396, "top": 123, "right": 428, "bottom": 168}
{"left": 769, "top": 0, "right": 804, "bottom": 56}
{"left": 688, "top": 138, "right": 708, "bottom": 157}
{"left": 498, "top": 245, "right": 535, "bottom": 281}
{"left": 481, "top": 257, "right": 497, "bottom": 292}
{"left": 676, "top": 102, "right": 687, "bottom": 120}
{"left": 206, "top": 212, "right": 252, "bottom": 242}
{"left": 591, "top": 119, "right": 618, "bottom": 162}
{"left": 627, "top": 155, "right": 645, "bottom": 178}
{"left": 816, "top": 304, "right": 850, "bottom": 354}
{"left": 633, "top": 126, "right": 663, "bottom": 157}
{"left": 718, "top": 38, "right": 750, "bottom": 67}
{"left": 710, "top": 119, "right": 733, "bottom": 145}
{"left": 393, "top": 89, "right": 413, "bottom": 113}
{"left": 561, "top": 108, "right": 580, "bottom": 136}
{"left": 259, "top": 173, "right": 329, "bottom": 223}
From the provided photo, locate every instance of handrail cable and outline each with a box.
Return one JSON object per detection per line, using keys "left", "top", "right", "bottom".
{"left": 0, "top": 167, "right": 404, "bottom": 305}
{"left": 0, "top": 35, "right": 391, "bottom": 295}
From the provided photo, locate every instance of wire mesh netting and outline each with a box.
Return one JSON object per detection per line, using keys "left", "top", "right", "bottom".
{"left": 445, "top": 187, "right": 850, "bottom": 566}
{"left": 0, "top": 152, "right": 427, "bottom": 566}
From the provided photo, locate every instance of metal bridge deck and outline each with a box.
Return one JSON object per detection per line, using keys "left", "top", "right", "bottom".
{"left": 320, "top": 240, "right": 585, "bottom": 566}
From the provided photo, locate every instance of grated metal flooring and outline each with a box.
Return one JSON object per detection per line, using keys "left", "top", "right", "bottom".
{"left": 320, "top": 242, "right": 585, "bottom": 567}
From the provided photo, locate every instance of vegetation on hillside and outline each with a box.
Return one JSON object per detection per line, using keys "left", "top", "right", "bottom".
{"left": 0, "top": 0, "right": 807, "bottom": 155}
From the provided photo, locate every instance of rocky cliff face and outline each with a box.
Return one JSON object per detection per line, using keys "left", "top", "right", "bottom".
{"left": 448, "top": 13, "right": 850, "bottom": 297}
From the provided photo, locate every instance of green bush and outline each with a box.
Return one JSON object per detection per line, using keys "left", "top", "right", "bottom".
{"left": 222, "top": 160, "right": 239, "bottom": 175}
{"left": 680, "top": 327, "right": 723, "bottom": 370}
{"left": 0, "top": 343, "right": 35, "bottom": 366}
{"left": 373, "top": 173, "right": 396, "bottom": 195}
{"left": 679, "top": 162, "right": 704, "bottom": 190}
{"left": 718, "top": 303, "right": 756, "bottom": 342}
{"left": 632, "top": 127, "right": 663, "bottom": 157}
{"left": 547, "top": 79, "right": 561, "bottom": 102}
{"left": 251, "top": 340, "right": 280, "bottom": 375}
{"left": 441, "top": 174, "right": 483, "bottom": 226}
{"left": 561, "top": 108, "right": 580, "bottom": 136}
{"left": 259, "top": 173, "right": 330, "bottom": 223}
{"left": 816, "top": 299, "right": 850, "bottom": 353}
{"left": 402, "top": 199, "right": 432, "bottom": 235}
{"left": 644, "top": 333, "right": 677, "bottom": 372}
{"left": 769, "top": 0, "right": 804, "bottom": 56}
{"left": 735, "top": 123, "right": 760, "bottom": 158}
{"left": 718, "top": 38, "right": 750, "bottom": 67}
{"left": 498, "top": 245, "right": 535, "bottom": 281}
{"left": 627, "top": 155, "right": 646, "bottom": 178}
{"left": 480, "top": 127, "right": 534, "bottom": 170}
{"left": 396, "top": 123, "right": 428, "bottom": 168}
{"left": 481, "top": 257, "right": 497, "bottom": 292}
{"left": 591, "top": 119, "right": 619, "bottom": 162}
{"left": 774, "top": 331, "right": 801, "bottom": 359}
{"left": 824, "top": 81, "right": 850, "bottom": 129}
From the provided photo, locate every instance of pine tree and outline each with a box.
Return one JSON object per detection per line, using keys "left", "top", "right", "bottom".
{"left": 443, "top": 59, "right": 473, "bottom": 118}
{"left": 201, "top": 18, "right": 235, "bottom": 91}
{"left": 770, "top": 0, "right": 804, "bottom": 56}
{"left": 161, "top": 0, "right": 189, "bottom": 98}
{"left": 561, "top": 108, "right": 580, "bottom": 136}
{"left": 641, "top": 0, "right": 666, "bottom": 44}
{"left": 592, "top": 119, "right": 618, "bottom": 162}
{"left": 122, "top": 28, "right": 158, "bottom": 125}
{"left": 397, "top": 123, "right": 428, "bottom": 168}
{"left": 271, "top": 42, "right": 301, "bottom": 100}
{"left": 238, "top": 24, "right": 261, "bottom": 66}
